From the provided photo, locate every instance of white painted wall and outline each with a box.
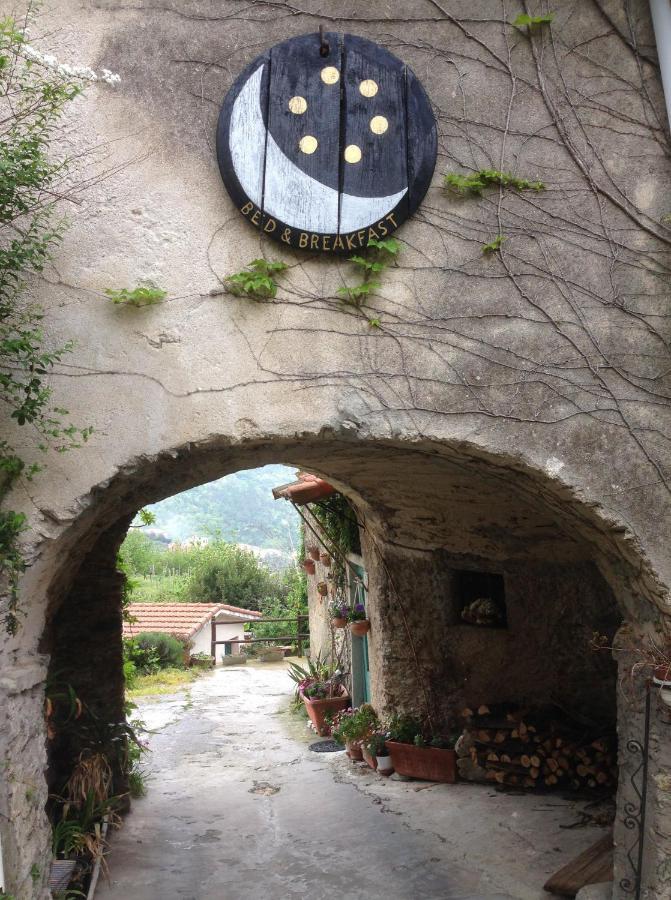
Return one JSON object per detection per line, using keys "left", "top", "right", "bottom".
{"left": 190, "top": 618, "right": 251, "bottom": 661}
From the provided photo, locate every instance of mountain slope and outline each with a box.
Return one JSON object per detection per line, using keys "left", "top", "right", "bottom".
{"left": 140, "top": 464, "right": 300, "bottom": 553}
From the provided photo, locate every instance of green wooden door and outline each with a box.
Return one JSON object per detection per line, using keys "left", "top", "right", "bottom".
{"left": 349, "top": 562, "right": 370, "bottom": 705}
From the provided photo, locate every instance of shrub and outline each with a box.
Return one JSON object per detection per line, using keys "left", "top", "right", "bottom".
{"left": 132, "top": 632, "right": 186, "bottom": 670}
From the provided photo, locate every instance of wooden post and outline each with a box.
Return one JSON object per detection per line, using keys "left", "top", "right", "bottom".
{"left": 297, "top": 615, "right": 307, "bottom": 657}
{"left": 210, "top": 619, "right": 216, "bottom": 661}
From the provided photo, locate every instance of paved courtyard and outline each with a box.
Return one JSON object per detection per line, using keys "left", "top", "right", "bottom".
{"left": 98, "top": 662, "right": 609, "bottom": 900}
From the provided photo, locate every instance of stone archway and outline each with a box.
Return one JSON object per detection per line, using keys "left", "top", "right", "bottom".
{"left": 3, "top": 432, "right": 669, "bottom": 899}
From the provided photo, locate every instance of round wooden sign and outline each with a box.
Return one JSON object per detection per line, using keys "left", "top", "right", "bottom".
{"left": 216, "top": 32, "right": 436, "bottom": 253}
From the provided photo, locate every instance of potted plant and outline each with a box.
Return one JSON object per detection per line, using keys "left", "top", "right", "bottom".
{"left": 363, "top": 731, "right": 394, "bottom": 775}
{"left": 385, "top": 715, "right": 457, "bottom": 783}
{"left": 190, "top": 651, "right": 214, "bottom": 669}
{"left": 332, "top": 705, "right": 379, "bottom": 760}
{"left": 287, "top": 656, "right": 350, "bottom": 736}
{"left": 317, "top": 581, "right": 329, "bottom": 597}
{"left": 330, "top": 602, "right": 348, "bottom": 628}
{"left": 301, "top": 558, "right": 316, "bottom": 575}
{"left": 301, "top": 681, "right": 350, "bottom": 735}
{"left": 320, "top": 552, "right": 331, "bottom": 567}
{"left": 308, "top": 546, "right": 320, "bottom": 561}
{"left": 259, "top": 647, "right": 285, "bottom": 663}
{"left": 348, "top": 603, "right": 371, "bottom": 636}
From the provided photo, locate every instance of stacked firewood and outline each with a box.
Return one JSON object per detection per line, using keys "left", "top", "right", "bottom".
{"left": 456, "top": 704, "right": 618, "bottom": 791}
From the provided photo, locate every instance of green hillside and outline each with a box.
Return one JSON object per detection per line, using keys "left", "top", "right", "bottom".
{"left": 137, "top": 464, "right": 300, "bottom": 554}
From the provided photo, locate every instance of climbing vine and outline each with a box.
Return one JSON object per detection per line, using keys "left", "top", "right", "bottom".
{"left": 105, "top": 282, "right": 167, "bottom": 307}
{"left": 444, "top": 169, "right": 545, "bottom": 195}
{"left": 0, "top": 14, "right": 117, "bottom": 633}
{"left": 225, "top": 258, "right": 288, "bottom": 299}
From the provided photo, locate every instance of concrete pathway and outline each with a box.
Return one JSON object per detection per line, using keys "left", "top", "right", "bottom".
{"left": 98, "top": 662, "right": 609, "bottom": 900}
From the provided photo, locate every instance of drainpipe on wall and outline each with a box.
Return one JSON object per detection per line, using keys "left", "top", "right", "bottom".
{"left": 650, "top": 0, "right": 671, "bottom": 130}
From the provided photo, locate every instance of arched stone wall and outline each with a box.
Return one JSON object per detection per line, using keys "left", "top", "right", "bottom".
{"left": 3, "top": 431, "right": 671, "bottom": 898}
{"left": 2, "top": 0, "right": 671, "bottom": 896}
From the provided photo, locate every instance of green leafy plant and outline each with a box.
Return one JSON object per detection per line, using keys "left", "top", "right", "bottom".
{"left": 444, "top": 169, "right": 545, "bottom": 195}
{"left": 364, "top": 731, "right": 388, "bottom": 757}
{"left": 132, "top": 632, "right": 186, "bottom": 670}
{"left": 123, "top": 637, "right": 161, "bottom": 677}
{"left": 225, "top": 258, "right": 288, "bottom": 300}
{"left": 52, "top": 818, "right": 85, "bottom": 858}
{"left": 386, "top": 713, "right": 423, "bottom": 745}
{"left": 337, "top": 237, "right": 401, "bottom": 312}
{"left": 482, "top": 234, "right": 506, "bottom": 253}
{"left": 386, "top": 713, "right": 457, "bottom": 749}
{"left": 104, "top": 282, "right": 166, "bottom": 307}
{"left": 310, "top": 493, "right": 361, "bottom": 556}
{"left": 336, "top": 281, "right": 380, "bottom": 306}
{"left": 512, "top": 12, "right": 554, "bottom": 28}
{"left": 332, "top": 704, "right": 378, "bottom": 745}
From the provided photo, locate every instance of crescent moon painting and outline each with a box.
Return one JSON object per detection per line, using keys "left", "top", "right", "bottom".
{"left": 217, "top": 33, "right": 436, "bottom": 252}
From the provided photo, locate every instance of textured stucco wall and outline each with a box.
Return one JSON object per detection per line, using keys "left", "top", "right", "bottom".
{"left": 1, "top": 0, "right": 671, "bottom": 897}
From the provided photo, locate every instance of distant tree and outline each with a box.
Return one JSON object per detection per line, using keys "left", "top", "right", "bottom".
{"left": 253, "top": 566, "right": 308, "bottom": 642}
{"left": 185, "top": 540, "right": 278, "bottom": 609}
{"left": 120, "top": 530, "right": 163, "bottom": 575}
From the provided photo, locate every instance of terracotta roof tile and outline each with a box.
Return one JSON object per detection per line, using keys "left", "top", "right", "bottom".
{"left": 123, "top": 602, "right": 261, "bottom": 639}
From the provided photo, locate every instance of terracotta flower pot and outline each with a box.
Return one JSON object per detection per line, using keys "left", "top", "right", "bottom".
{"left": 362, "top": 746, "right": 377, "bottom": 770}
{"left": 332, "top": 616, "right": 347, "bottom": 629}
{"left": 320, "top": 552, "right": 331, "bottom": 567}
{"left": 386, "top": 741, "right": 456, "bottom": 783}
{"left": 317, "top": 581, "right": 329, "bottom": 597}
{"left": 350, "top": 619, "right": 371, "bottom": 637}
{"left": 301, "top": 558, "right": 316, "bottom": 575}
{"left": 302, "top": 693, "right": 350, "bottom": 736}
{"left": 346, "top": 740, "right": 364, "bottom": 761}
{"left": 308, "top": 546, "right": 320, "bottom": 561}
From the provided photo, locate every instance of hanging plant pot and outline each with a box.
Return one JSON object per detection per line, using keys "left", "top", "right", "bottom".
{"left": 317, "top": 581, "right": 329, "bottom": 597}
{"left": 320, "top": 552, "right": 331, "bottom": 567}
{"left": 350, "top": 619, "right": 371, "bottom": 637}
{"left": 308, "top": 546, "right": 321, "bottom": 561}
{"left": 331, "top": 616, "right": 347, "bottom": 629}
{"left": 301, "top": 558, "right": 316, "bottom": 575}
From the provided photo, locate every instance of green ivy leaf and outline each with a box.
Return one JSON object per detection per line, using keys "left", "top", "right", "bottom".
{"left": 512, "top": 12, "right": 554, "bottom": 27}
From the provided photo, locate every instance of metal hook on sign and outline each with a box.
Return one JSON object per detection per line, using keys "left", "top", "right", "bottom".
{"left": 319, "top": 24, "right": 330, "bottom": 57}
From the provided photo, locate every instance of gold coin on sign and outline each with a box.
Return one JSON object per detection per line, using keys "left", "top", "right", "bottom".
{"left": 299, "top": 135, "right": 318, "bottom": 154}
{"left": 359, "top": 79, "right": 378, "bottom": 97}
{"left": 370, "top": 115, "right": 388, "bottom": 134}
{"left": 321, "top": 66, "right": 340, "bottom": 84}
{"left": 344, "top": 144, "right": 362, "bottom": 164}
{"left": 288, "top": 96, "right": 307, "bottom": 114}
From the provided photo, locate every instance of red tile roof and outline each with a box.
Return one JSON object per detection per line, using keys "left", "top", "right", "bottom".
{"left": 272, "top": 472, "right": 336, "bottom": 505}
{"left": 123, "top": 603, "right": 261, "bottom": 639}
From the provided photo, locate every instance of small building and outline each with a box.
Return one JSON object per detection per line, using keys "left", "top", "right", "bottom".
{"left": 123, "top": 603, "right": 262, "bottom": 662}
